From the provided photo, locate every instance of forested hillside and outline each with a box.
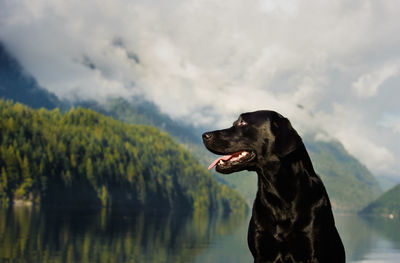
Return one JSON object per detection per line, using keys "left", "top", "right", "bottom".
{"left": 78, "top": 97, "right": 203, "bottom": 145}
{"left": 360, "top": 183, "right": 400, "bottom": 217}
{"left": 0, "top": 101, "right": 247, "bottom": 213}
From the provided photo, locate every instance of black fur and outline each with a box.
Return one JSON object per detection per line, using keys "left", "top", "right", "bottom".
{"left": 202, "top": 110, "right": 345, "bottom": 263}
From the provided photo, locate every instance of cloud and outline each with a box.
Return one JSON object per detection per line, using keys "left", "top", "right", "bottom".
{"left": 380, "top": 114, "right": 400, "bottom": 134}
{"left": 1, "top": 0, "right": 400, "bottom": 177}
{"left": 311, "top": 104, "right": 396, "bottom": 175}
{"left": 352, "top": 64, "right": 399, "bottom": 98}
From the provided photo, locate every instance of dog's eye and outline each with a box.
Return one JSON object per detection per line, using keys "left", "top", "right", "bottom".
{"left": 237, "top": 120, "right": 247, "bottom": 127}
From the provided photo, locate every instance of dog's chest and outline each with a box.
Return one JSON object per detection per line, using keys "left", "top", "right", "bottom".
{"left": 254, "top": 207, "right": 295, "bottom": 238}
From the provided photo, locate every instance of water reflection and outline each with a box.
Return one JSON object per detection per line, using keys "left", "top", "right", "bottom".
{"left": 350, "top": 215, "right": 400, "bottom": 263}
{"left": 193, "top": 214, "right": 400, "bottom": 263}
{"left": 0, "top": 206, "right": 246, "bottom": 263}
{"left": 1, "top": 207, "right": 400, "bottom": 263}
{"left": 335, "top": 215, "right": 400, "bottom": 262}
{"left": 360, "top": 216, "right": 400, "bottom": 246}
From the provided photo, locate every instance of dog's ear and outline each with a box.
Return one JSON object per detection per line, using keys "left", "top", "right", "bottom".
{"left": 272, "top": 116, "right": 302, "bottom": 157}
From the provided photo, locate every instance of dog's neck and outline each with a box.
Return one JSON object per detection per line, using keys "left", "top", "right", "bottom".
{"left": 255, "top": 144, "right": 316, "bottom": 209}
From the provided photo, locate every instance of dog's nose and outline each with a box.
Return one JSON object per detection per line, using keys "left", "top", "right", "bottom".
{"left": 202, "top": 132, "right": 213, "bottom": 141}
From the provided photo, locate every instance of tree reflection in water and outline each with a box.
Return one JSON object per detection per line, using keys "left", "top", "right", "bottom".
{"left": 2, "top": 207, "right": 399, "bottom": 263}
{"left": 0, "top": 206, "right": 246, "bottom": 263}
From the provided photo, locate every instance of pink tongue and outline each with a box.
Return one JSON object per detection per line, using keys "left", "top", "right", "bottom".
{"left": 208, "top": 154, "right": 233, "bottom": 170}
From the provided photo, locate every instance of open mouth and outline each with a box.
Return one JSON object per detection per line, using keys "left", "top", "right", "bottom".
{"left": 208, "top": 150, "right": 256, "bottom": 171}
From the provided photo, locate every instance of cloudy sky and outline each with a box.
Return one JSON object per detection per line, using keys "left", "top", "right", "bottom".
{"left": 1, "top": 0, "right": 400, "bottom": 178}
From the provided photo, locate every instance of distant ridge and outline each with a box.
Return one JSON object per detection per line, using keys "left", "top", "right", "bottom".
{"left": 304, "top": 136, "right": 381, "bottom": 212}
{"left": 0, "top": 42, "right": 62, "bottom": 109}
{"left": 360, "top": 183, "right": 400, "bottom": 217}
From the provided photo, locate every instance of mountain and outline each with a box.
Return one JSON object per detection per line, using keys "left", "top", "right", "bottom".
{"left": 376, "top": 175, "right": 399, "bottom": 192}
{"left": 77, "top": 97, "right": 203, "bottom": 145}
{"left": 86, "top": 97, "right": 382, "bottom": 212}
{"left": 360, "top": 183, "right": 400, "bottom": 217}
{"left": 304, "top": 136, "right": 381, "bottom": 212}
{"left": 0, "top": 101, "right": 247, "bottom": 213}
{"left": 0, "top": 43, "right": 382, "bottom": 213}
{"left": 0, "top": 42, "right": 63, "bottom": 110}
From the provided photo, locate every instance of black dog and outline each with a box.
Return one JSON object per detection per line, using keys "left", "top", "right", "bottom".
{"left": 203, "top": 110, "right": 345, "bottom": 263}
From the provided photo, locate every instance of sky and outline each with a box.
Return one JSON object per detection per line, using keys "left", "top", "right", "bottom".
{"left": 1, "top": 0, "right": 400, "bottom": 178}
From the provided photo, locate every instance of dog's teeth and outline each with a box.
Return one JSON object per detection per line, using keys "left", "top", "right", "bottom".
{"left": 219, "top": 160, "right": 223, "bottom": 165}
{"left": 239, "top": 152, "right": 248, "bottom": 158}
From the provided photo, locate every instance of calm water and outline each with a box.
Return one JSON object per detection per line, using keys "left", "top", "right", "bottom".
{"left": 0, "top": 207, "right": 399, "bottom": 263}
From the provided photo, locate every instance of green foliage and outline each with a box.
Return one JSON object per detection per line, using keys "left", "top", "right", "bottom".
{"left": 0, "top": 167, "right": 9, "bottom": 205}
{"left": 0, "top": 100, "right": 246, "bottom": 213}
{"left": 360, "top": 183, "right": 400, "bottom": 217}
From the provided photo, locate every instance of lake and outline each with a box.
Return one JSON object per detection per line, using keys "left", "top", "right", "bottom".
{"left": 0, "top": 206, "right": 399, "bottom": 263}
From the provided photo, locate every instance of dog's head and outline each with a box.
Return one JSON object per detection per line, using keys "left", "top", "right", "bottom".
{"left": 202, "top": 110, "right": 302, "bottom": 174}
